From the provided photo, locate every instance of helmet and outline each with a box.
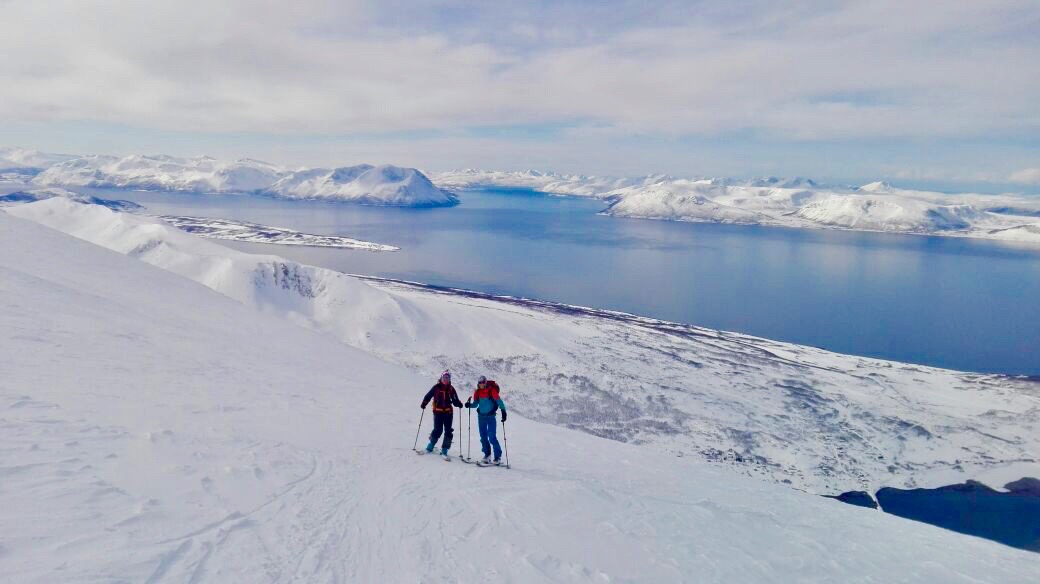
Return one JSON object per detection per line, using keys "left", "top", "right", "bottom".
{"left": 477, "top": 375, "right": 487, "bottom": 384}
{"left": 440, "top": 370, "right": 451, "bottom": 381}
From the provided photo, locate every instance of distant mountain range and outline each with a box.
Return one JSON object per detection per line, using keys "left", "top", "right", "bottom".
{"left": 431, "top": 169, "right": 1040, "bottom": 244}
{"left": 1, "top": 147, "right": 457, "bottom": 207}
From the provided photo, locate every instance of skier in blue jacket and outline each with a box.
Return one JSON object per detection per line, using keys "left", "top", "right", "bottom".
{"left": 465, "top": 376, "right": 507, "bottom": 464}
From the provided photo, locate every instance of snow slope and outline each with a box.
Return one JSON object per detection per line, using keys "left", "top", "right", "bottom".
{"left": 3, "top": 207, "right": 1039, "bottom": 582}
{"left": 9, "top": 199, "right": 1039, "bottom": 497}
{"left": 30, "top": 151, "right": 455, "bottom": 206}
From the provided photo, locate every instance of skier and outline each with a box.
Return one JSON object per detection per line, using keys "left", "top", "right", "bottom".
{"left": 419, "top": 370, "right": 463, "bottom": 458}
{"left": 465, "top": 375, "right": 507, "bottom": 465}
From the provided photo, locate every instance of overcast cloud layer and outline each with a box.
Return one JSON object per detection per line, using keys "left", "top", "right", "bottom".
{"left": 2, "top": 0, "right": 1038, "bottom": 183}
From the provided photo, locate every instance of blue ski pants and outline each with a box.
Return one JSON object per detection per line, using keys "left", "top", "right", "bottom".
{"left": 478, "top": 414, "right": 502, "bottom": 459}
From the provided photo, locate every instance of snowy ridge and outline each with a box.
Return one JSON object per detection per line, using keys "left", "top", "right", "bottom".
{"left": 28, "top": 150, "right": 456, "bottom": 207}
{"left": 159, "top": 215, "right": 399, "bottom": 251}
{"left": 8, "top": 198, "right": 1039, "bottom": 496}
{"left": 4, "top": 208, "right": 1037, "bottom": 581}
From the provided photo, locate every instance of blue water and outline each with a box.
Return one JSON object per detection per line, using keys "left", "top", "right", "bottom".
{"left": 76, "top": 186, "right": 1040, "bottom": 375}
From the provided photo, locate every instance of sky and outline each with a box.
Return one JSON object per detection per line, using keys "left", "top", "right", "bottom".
{"left": 1, "top": 0, "right": 1038, "bottom": 190}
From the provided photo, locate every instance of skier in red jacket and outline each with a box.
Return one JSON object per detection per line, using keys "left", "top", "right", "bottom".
{"left": 420, "top": 370, "right": 463, "bottom": 457}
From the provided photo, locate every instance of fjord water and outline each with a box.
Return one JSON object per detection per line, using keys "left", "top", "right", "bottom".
{"left": 88, "top": 186, "right": 1040, "bottom": 375}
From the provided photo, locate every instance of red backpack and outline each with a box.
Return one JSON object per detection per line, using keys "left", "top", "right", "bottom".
{"left": 473, "top": 380, "right": 502, "bottom": 414}
{"left": 485, "top": 380, "right": 500, "bottom": 400}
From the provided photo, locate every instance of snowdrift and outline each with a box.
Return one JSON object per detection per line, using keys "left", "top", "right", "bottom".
{"left": 8, "top": 198, "right": 1039, "bottom": 497}
{"left": 3, "top": 206, "right": 1038, "bottom": 582}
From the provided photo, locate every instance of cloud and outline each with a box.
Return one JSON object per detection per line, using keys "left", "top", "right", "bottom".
{"left": 1009, "top": 168, "right": 1040, "bottom": 184}
{"left": 0, "top": 0, "right": 1037, "bottom": 143}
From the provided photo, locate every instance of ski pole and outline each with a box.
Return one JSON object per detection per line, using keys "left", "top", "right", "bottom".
{"left": 467, "top": 406, "right": 472, "bottom": 461}
{"left": 502, "top": 419, "right": 510, "bottom": 469}
{"left": 457, "top": 406, "right": 462, "bottom": 459}
{"left": 412, "top": 408, "right": 426, "bottom": 451}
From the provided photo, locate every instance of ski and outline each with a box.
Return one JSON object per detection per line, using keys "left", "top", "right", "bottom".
{"left": 475, "top": 461, "right": 509, "bottom": 469}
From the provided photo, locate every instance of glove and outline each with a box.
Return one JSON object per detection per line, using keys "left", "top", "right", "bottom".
{"left": 420, "top": 403, "right": 426, "bottom": 410}
{"left": 501, "top": 411, "right": 507, "bottom": 422}
{"left": 465, "top": 399, "right": 472, "bottom": 407}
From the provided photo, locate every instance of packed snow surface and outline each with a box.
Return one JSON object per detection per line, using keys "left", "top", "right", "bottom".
{"left": 28, "top": 150, "right": 456, "bottom": 206}
{"left": 159, "top": 216, "right": 399, "bottom": 251}
{"left": 433, "top": 169, "right": 1040, "bottom": 244}
{"left": 8, "top": 198, "right": 1038, "bottom": 497}
{"left": 3, "top": 204, "right": 1038, "bottom": 582}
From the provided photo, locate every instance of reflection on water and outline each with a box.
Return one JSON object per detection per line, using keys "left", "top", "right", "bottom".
{"left": 74, "top": 186, "right": 1040, "bottom": 374}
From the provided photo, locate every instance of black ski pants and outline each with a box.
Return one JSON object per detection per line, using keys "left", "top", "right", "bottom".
{"left": 428, "top": 411, "right": 454, "bottom": 450}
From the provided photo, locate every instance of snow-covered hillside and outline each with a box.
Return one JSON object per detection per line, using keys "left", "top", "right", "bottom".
{"left": 28, "top": 150, "right": 456, "bottom": 207}
{"left": 8, "top": 198, "right": 1038, "bottom": 496}
{"left": 3, "top": 205, "right": 1038, "bottom": 582}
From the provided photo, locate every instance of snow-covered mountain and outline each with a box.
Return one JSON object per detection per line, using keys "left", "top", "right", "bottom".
{"left": 431, "top": 168, "right": 669, "bottom": 197}
{"left": 604, "top": 183, "right": 770, "bottom": 223}
{"left": 0, "top": 146, "right": 77, "bottom": 171}
{"left": 432, "top": 169, "right": 1040, "bottom": 244}
{"left": 792, "top": 194, "right": 989, "bottom": 232}
{"left": 0, "top": 147, "right": 78, "bottom": 182}
{"left": 268, "top": 164, "right": 458, "bottom": 206}
{"left": 33, "top": 154, "right": 285, "bottom": 193}
{"left": 3, "top": 203, "right": 1037, "bottom": 581}
{"left": 604, "top": 180, "right": 1040, "bottom": 243}
{"left": 9, "top": 197, "right": 1038, "bottom": 497}
{"left": 27, "top": 150, "right": 456, "bottom": 207}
